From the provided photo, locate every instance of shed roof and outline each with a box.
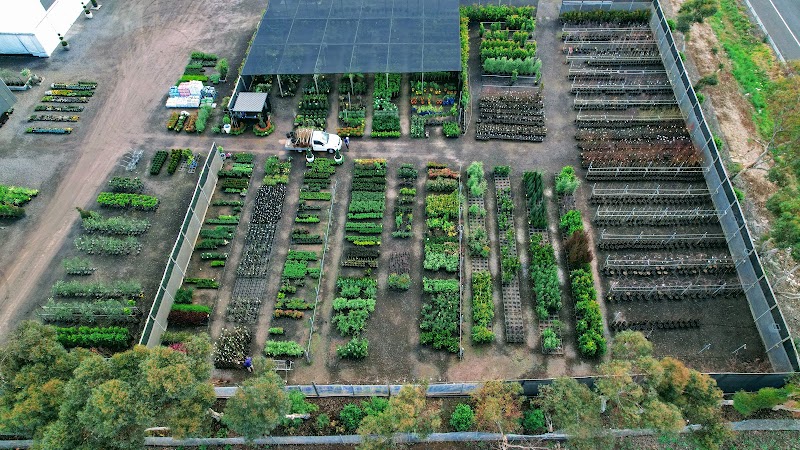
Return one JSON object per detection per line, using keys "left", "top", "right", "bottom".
{"left": 231, "top": 92, "right": 268, "bottom": 112}
{"left": 0, "top": 80, "right": 16, "bottom": 113}
{"left": 241, "top": 0, "right": 461, "bottom": 75}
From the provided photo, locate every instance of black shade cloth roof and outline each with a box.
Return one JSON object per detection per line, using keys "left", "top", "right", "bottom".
{"left": 242, "top": 0, "right": 461, "bottom": 75}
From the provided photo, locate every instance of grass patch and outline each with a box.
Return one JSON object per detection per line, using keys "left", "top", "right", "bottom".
{"left": 709, "top": 0, "right": 775, "bottom": 136}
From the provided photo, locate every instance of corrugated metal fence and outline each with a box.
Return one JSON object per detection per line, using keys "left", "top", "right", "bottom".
{"left": 213, "top": 372, "right": 793, "bottom": 399}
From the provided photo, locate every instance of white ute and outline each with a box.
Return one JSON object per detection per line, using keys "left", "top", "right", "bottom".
{"left": 284, "top": 128, "right": 342, "bottom": 153}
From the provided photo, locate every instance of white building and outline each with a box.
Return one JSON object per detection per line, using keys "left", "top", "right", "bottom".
{"left": 0, "top": 0, "right": 86, "bottom": 57}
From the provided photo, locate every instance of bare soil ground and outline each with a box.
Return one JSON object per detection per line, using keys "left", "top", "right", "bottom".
{"left": 0, "top": 0, "right": 267, "bottom": 340}
{"left": 0, "top": 0, "right": 773, "bottom": 385}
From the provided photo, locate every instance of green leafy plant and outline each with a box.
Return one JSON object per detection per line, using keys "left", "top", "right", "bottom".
{"left": 107, "top": 177, "right": 143, "bottom": 193}
{"left": 183, "top": 278, "right": 220, "bottom": 289}
{"left": 336, "top": 336, "right": 369, "bottom": 359}
{"left": 732, "top": 387, "right": 789, "bottom": 416}
{"left": 471, "top": 271, "right": 495, "bottom": 344}
{"left": 450, "top": 403, "right": 475, "bottom": 431}
{"left": 174, "top": 288, "right": 194, "bottom": 304}
{"left": 523, "top": 407, "right": 546, "bottom": 433}
{"left": 530, "top": 235, "right": 561, "bottom": 320}
{"left": 466, "top": 162, "right": 487, "bottom": 197}
{"left": 195, "top": 105, "right": 212, "bottom": 133}
{"left": 442, "top": 121, "right": 460, "bottom": 138}
{"left": 571, "top": 269, "right": 606, "bottom": 357}
{"left": 216, "top": 58, "right": 229, "bottom": 79}
{"left": 96, "top": 193, "right": 159, "bottom": 210}
{"left": 55, "top": 326, "right": 130, "bottom": 350}
{"left": 149, "top": 151, "right": 168, "bottom": 175}
{"left": 555, "top": 166, "right": 580, "bottom": 195}
{"left": 559, "top": 210, "right": 583, "bottom": 237}
{"left": 542, "top": 327, "right": 560, "bottom": 352}
{"left": 339, "top": 403, "right": 364, "bottom": 432}
{"left": 387, "top": 273, "right": 411, "bottom": 290}
{"left": 81, "top": 212, "right": 150, "bottom": 236}
{"left": 264, "top": 340, "right": 304, "bottom": 357}
{"left": 62, "top": 257, "right": 95, "bottom": 276}
{"left": 52, "top": 280, "right": 142, "bottom": 298}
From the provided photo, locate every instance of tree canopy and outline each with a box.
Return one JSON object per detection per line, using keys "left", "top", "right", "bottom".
{"left": 537, "top": 331, "right": 729, "bottom": 449}
{"left": 357, "top": 384, "right": 441, "bottom": 450}
{"left": 0, "top": 321, "right": 215, "bottom": 449}
{"left": 222, "top": 358, "right": 290, "bottom": 441}
{"left": 471, "top": 380, "right": 524, "bottom": 433}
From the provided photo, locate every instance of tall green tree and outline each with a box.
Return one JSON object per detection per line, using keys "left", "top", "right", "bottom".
{"left": 77, "top": 379, "right": 147, "bottom": 450}
{"left": 357, "top": 384, "right": 441, "bottom": 450}
{"left": 222, "top": 358, "right": 290, "bottom": 441}
{"left": 0, "top": 322, "right": 81, "bottom": 439}
{"left": 537, "top": 377, "right": 608, "bottom": 450}
{"left": 0, "top": 322, "right": 216, "bottom": 448}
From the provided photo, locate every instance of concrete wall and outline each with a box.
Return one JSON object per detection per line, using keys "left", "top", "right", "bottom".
{"left": 0, "top": 0, "right": 84, "bottom": 56}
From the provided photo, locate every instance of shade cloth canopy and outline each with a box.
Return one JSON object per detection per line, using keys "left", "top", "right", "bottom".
{"left": 241, "top": 0, "right": 461, "bottom": 75}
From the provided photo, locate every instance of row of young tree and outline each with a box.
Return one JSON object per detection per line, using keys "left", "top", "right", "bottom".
{"left": 0, "top": 323, "right": 796, "bottom": 449}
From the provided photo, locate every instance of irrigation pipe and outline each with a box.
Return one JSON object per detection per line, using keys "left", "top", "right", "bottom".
{"left": 2, "top": 421, "right": 798, "bottom": 448}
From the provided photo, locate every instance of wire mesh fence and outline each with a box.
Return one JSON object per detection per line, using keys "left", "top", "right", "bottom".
{"left": 140, "top": 144, "right": 223, "bottom": 347}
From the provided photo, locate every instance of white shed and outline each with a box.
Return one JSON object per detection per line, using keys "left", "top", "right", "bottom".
{"left": 0, "top": 0, "right": 85, "bottom": 57}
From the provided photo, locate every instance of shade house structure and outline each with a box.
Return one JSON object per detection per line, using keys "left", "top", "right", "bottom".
{"left": 230, "top": 92, "right": 270, "bottom": 120}
{"left": 237, "top": 0, "right": 462, "bottom": 94}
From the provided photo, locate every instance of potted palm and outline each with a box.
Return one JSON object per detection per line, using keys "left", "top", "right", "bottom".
{"left": 305, "top": 148, "right": 315, "bottom": 164}
{"left": 83, "top": 6, "right": 93, "bottom": 19}
{"left": 333, "top": 148, "right": 343, "bottom": 164}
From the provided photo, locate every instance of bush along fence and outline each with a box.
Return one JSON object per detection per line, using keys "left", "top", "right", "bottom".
{"left": 140, "top": 143, "right": 224, "bottom": 347}
{"left": 210, "top": 371, "right": 796, "bottom": 399}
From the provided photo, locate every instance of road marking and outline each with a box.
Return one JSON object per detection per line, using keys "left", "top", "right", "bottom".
{"left": 765, "top": 0, "right": 800, "bottom": 49}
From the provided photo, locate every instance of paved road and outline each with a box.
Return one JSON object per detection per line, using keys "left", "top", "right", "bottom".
{"left": 746, "top": 0, "right": 800, "bottom": 61}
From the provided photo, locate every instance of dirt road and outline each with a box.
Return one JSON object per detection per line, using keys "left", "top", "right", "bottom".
{"left": 0, "top": 0, "right": 264, "bottom": 341}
